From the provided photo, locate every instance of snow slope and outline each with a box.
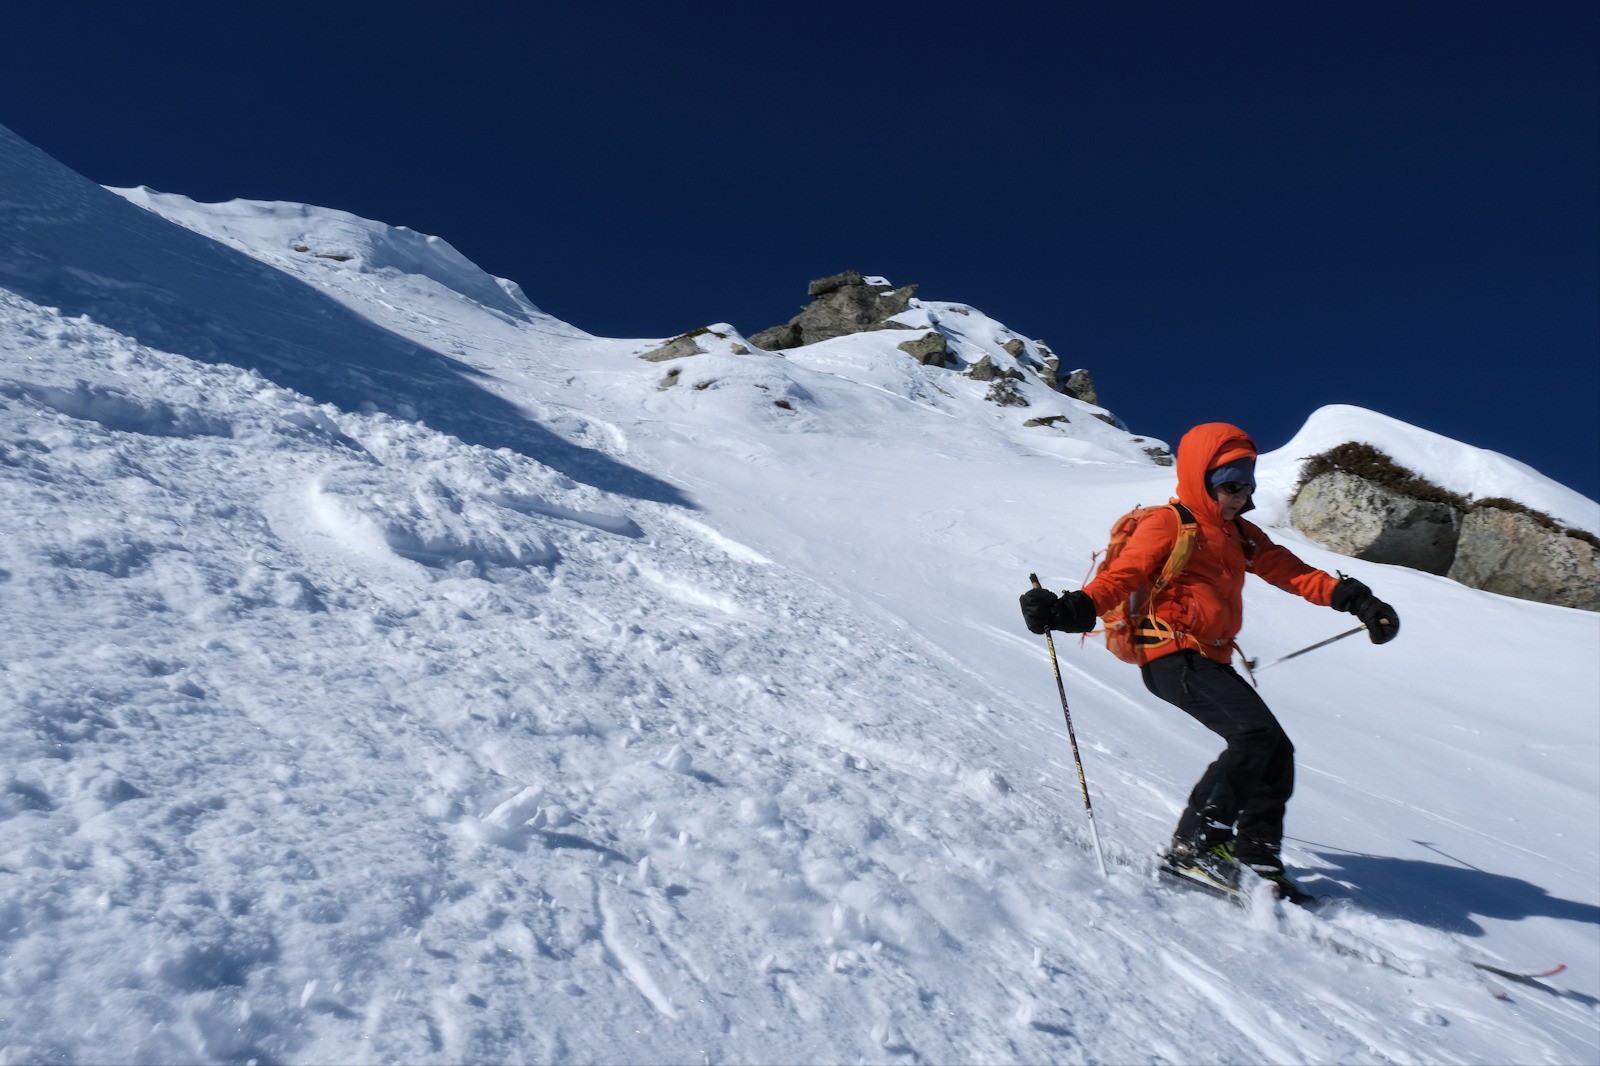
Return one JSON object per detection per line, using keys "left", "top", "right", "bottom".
{"left": 2, "top": 121, "right": 1597, "bottom": 1064}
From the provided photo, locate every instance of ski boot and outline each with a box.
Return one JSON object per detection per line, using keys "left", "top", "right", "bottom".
{"left": 1162, "top": 838, "right": 1241, "bottom": 895}
{"left": 1233, "top": 847, "right": 1316, "bottom": 907}
{"left": 1249, "top": 866, "right": 1315, "bottom": 906}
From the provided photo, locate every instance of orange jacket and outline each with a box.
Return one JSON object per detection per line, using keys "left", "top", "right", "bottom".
{"left": 1083, "top": 422, "right": 1339, "bottom": 664}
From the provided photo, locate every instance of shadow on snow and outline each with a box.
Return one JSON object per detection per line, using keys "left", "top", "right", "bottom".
{"left": 1300, "top": 841, "right": 1600, "bottom": 938}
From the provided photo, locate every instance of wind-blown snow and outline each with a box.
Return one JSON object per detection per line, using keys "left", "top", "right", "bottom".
{"left": 2, "top": 121, "right": 1597, "bottom": 1064}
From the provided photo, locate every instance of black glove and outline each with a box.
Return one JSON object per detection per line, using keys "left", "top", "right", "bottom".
{"left": 1020, "top": 587, "right": 1098, "bottom": 634}
{"left": 1331, "top": 577, "right": 1400, "bottom": 644}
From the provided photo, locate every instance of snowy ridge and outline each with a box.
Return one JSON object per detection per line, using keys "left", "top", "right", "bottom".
{"left": 2, "top": 122, "right": 1598, "bottom": 1064}
{"left": 110, "top": 186, "right": 559, "bottom": 328}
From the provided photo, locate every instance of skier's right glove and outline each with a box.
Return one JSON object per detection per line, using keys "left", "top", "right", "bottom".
{"left": 1331, "top": 577, "right": 1400, "bottom": 644}
{"left": 1019, "top": 587, "right": 1098, "bottom": 634}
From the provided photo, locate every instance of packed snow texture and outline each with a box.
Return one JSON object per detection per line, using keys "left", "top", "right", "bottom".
{"left": 2, "top": 121, "right": 1597, "bottom": 1064}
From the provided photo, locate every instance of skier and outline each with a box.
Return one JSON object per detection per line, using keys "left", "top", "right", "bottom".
{"left": 1019, "top": 422, "right": 1399, "bottom": 899}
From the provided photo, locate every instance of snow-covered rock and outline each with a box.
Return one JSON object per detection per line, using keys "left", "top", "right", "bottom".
{"left": 1258, "top": 404, "right": 1599, "bottom": 536}
{"left": 1268, "top": 414, "right": 1600, "bottom": 608}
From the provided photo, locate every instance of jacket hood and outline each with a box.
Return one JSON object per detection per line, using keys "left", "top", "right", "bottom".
{"left": 1174, "top": 422, "right": 1258, "bottom": 524}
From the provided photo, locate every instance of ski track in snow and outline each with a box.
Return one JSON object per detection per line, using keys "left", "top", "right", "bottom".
{"left": 1, "top": 134, "right": 1597, "bottom": 1065}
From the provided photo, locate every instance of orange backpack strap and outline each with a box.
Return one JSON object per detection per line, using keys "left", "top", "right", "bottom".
{"left": 1151, "top": 502, "right": 1198, "bottom": 595}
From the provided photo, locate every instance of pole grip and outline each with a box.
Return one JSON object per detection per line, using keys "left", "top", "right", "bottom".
{"left": 1029, "top": 572, "right": 1042, "bottom": 589}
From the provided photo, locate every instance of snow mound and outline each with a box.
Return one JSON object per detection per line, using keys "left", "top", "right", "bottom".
{"left": 1255, "top": 403, "right": 1600, "bottom": 535}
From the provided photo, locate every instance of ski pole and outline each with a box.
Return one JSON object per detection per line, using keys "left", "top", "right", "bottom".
{"left": 1244, "top": 625, "right": 1366, "bottom": 674}
{"left": 1030, "top": 573, "right": 1109, "bottom": 879}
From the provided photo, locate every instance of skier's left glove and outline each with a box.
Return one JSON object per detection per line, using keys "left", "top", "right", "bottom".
{"left": 1019, "top": 587, "right": 1098, "bottom": 634}
{"left": 1331, "top": 577, "right": 1400, "bottom": 644}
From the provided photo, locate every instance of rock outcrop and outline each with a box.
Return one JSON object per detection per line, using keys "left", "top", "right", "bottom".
{"left": 637, "top": 325, "right": 750, "bottom": 363}
{"left": 1059, "top": 368, "right": 1098, "bottom": 406}
{"left": 741, "top": 271, "right": 1136, "bottom": 429}
{"left": 748, "top": 270, "right": 918, "bottom": 350}
{"left": 1449, "top": 502, "right": 1600, "bottom": 611}
{"left": 1290, "top": 469, "right": 1460, "bottom": 575}
{"left": 896, "top": 332, "right": 950, "bottom": 367}
{"left": 638, "top": 330, "right": 711, "bottom": 363}
{"left": 1288, "top": 442, "right": 1599, "bottom": 611}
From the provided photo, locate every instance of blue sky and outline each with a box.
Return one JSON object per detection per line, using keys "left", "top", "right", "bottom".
{"left": 4, "top": 3, "right": 1596, "bottom": 498}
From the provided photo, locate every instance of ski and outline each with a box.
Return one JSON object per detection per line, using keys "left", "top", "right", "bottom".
{"left": 1469, "top": 961, "right": 1567, "bottom": 982}
{"left": 1156, "top": 861, "right": 1567, "bottom": 990}
{"left": 1157, "top": 863, "right": 1435, "bottom": 978}
{"left": 1157, "top": 860, "right": 1317, "bottom": 907}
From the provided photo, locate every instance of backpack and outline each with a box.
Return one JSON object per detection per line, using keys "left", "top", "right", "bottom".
{"left": 1090, "top": 502, "right": 1199, "bottom": 664}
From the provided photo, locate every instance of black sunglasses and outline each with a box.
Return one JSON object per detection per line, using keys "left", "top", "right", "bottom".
{"left": 1215, "top": 480, "right": 1254, "bottom": 496}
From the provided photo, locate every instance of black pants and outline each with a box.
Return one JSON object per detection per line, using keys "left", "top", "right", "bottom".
{"left": 1141, "top": 650, "right": 1294, "bottom": 861}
